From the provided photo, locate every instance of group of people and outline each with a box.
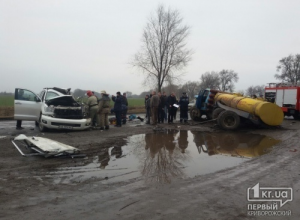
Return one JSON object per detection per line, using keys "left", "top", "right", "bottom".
{"left": 86, "top": 90, "right": 128, "bottom": 130}
{"left": 145, "top": 91, "right": 189, "bottom": 125}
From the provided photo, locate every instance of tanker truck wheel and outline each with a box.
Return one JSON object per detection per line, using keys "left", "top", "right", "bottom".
{"left": 217, "top": 110, "right": 240, "bottom": 130}
{"left": 212, "top": 108, "right": 225, "bottom": 119}
{"left": 190, "top": 106, "right": 201, "bottom": 121}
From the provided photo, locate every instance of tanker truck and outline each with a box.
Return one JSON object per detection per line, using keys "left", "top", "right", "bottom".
{"left": 189, "top": 89, "right": 284, "bottom": 130}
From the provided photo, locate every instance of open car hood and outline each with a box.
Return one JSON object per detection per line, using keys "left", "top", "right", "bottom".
{"left": 46, "top": 95, "right": 80, "bottom": 106}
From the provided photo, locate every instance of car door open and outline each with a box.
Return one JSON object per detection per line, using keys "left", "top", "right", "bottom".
{"left": 14, "top": 88, "right": 42, "bottom": 121}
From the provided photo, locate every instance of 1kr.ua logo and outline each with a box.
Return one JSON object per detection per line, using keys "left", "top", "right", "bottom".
{"left": 247, "top": 183, "right": 293, "bottom": 207}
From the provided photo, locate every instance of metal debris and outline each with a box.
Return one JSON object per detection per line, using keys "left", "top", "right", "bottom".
{"left": 11, "top": 134, "right": 85, "bottom": 158}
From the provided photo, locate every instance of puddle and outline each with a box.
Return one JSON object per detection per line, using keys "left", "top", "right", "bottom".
{"left": 50, "top": 131, "right": 280, "bottom": 185}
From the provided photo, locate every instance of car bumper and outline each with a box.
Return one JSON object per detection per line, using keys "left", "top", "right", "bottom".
{"left": 41, "top": 115, "right": 91, "bottom": 130}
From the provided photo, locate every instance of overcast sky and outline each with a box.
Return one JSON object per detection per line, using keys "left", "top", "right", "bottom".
{"left": 1, "top": 0, "right": 300, "bottom": 95}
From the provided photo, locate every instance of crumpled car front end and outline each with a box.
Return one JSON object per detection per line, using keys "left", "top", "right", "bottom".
{"left": 41, "top": 95, "right": 91, "bottom": 130}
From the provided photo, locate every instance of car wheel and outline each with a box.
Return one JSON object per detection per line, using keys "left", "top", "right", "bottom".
{"left": 38, "top": 114, "right": 47, "bottom": 132}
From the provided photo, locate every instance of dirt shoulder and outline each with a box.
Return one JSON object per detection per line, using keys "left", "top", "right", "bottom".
{"left": 0, "top": 120, "right": 299, "bottom": 220}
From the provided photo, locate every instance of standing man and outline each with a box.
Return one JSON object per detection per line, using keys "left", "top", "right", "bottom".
{"left": 162, "top": 92, "right": 168, "bottom": 122}
{"left": 167, "top": 92, "right": 176, "bottom": 123}
{"left": 150, "top": 91, "right": 159, "bottom": 125}
{"left": 157, "top": 92, "right": 164, "bottom": 123}
{"left": 174, "top": 96, "right": 179, "bottom": 120}
{"left": 112, "top": 92, "right": 123, "bottom": 127}
{"left": 122, "top": 93, "right": 128, "bottom": 124}
{"left": 87, "top": 90, "right": 99, "bottom": 127}
{"left": 179, "top": 92, "right": 189, "bottom": 123}
{"left": 145, "top": 94, "right": 151, "bottom": 124}
{"left": 98, "top": 90, "right": 111, "bottom": 130}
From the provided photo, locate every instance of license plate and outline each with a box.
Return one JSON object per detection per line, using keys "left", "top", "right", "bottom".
{"left": 58, "top": 125, "right": 73, "bottom": 129}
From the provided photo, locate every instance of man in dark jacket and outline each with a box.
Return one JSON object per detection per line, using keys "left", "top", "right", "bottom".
{"left": 167, "top": 92, "right": 177, "bottom": 123}
{"left": 158, "top": 92, "right": 165, "bottom": 123}
{"left": 122, "top": 93, "right": 128, "bottom": 124}
{"left": 162, "top": 92, "right": 168, "bottom": 122}
{"left": 179, "top": 92, "right": 189, "bottom": 123}
{"left": 145, "top": 94, "right": 151, "bottom": 124}
{"left": 112, "top": 91, "right": 123, "bottom": 127}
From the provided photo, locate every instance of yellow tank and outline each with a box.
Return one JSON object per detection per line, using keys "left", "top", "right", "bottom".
{"left": 214, "top": 93, "right": 284, "bottom": 126}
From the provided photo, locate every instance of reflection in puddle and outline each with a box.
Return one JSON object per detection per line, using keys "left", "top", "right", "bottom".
{"left": 50, "top": 131, "right": 280, "bottom": 185}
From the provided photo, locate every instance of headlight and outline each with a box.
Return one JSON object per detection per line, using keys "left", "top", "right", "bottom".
{"left": 86, "top": 119, "right": 91, "bottom": 126}
{"left": 44, "top": 106, "right": 54, "bottom": 113}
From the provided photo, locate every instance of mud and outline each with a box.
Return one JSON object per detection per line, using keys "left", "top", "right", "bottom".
{"left": 0, "top": 118, "right": 299, "bottom": 220}
{"left": 0, "top": 107, "right": 13, "bottom": 118}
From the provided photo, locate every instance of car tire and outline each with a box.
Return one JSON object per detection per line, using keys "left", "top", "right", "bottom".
{"left": 38, "top": 114, "right": 47, "bottom": 132}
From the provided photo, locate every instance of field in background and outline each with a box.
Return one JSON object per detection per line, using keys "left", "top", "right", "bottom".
{"left": 0, "top": 95, "right": 14, "bottom": 107}
{"left": 0, "top": 96, "right": 145, "bottom": 107}
{"left": 0, "top": 96, "right": 145, "bottom": 118}
{"left": 127, "top": 98, "right": 144, "bottom": 107}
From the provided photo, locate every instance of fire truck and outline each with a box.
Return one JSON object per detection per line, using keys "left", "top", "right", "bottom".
{"left": 265, "top": 83, "right": 300, "bottom": 119}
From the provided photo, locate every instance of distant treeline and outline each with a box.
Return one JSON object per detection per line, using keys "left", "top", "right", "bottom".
{"left": 0, "top": 92, "right": 14, "bottom": 96}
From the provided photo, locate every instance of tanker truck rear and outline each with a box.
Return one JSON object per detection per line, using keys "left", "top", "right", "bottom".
{"left": 189, "top": 89, "right": 284, "bottom": 130}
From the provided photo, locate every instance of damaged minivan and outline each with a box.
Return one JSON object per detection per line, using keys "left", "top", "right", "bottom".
{"left": 14, "top": 87, "right": 91, "bottom": 131}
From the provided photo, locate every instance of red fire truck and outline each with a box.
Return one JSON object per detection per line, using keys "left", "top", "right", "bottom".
{"left": 265, "top": 83, "right": 300, "bottom": 119}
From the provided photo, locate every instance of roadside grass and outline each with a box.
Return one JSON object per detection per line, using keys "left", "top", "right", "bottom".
{"left": 127, "top": 98, "right": 144, "bottom": 107}
{"left": 0, "top": 95, "right": 145, "bottom": 108}
{"left": 0, "top": 95, "right": 14, "bottom": 107}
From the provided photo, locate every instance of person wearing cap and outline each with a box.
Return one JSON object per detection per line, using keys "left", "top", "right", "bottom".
{"left": 86, "top": 90, "right": 99, "bottom": 127}
{"left": 179, "top": 92, "right": 189, "bottom": 123}
{"left": 122, "top": 93, "right": 128, "bottom": 124}
{"left": 112, "top": 92, "right": 123, "bottom": 127}
{"left": 98, "top": 90, "right": 111, "bottom": 130}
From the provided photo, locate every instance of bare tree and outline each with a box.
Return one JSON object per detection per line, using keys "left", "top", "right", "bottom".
{"left": 124, "top": 91, "right": 132, "bottom": 97}
{"left": 161, "top": 84, "right": 180, "bottom": 97}
{"left": 199, "top": 72, "right": 220, "bottom": 89}
{"left": 275, "top": 54, "right": 300, "bottom": 84}
{"left": 235, "top": 90, "right": 245, "bottom": 96}
{"left": 245, "top": 85, "right": 265, "bottom": 96}
{"left": 219, "top": 70, "right": 239, "bottom": 92}
{"left": 132, "top": 5, "right": 192, "bottom": 92}
{"left": 180, "top": 81, "right": 200, "bottom": 97}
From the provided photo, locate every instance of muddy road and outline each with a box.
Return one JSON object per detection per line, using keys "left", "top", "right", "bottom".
{"left": 0, "top": 118, "right": 299, "bottom": 220}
